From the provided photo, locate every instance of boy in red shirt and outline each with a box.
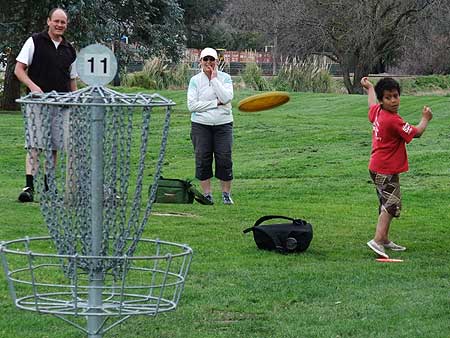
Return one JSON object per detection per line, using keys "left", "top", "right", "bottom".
{"left": 361, "top": 77, "right": 433, "bottom": 258}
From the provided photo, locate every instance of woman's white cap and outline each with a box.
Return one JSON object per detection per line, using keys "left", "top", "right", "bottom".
{"left": 199, "top": 47, "right": 218, "bottom": 60}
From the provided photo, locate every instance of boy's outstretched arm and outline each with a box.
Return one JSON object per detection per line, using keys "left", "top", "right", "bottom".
{"left": 414, "top": 106, "right": 433, "bottom": 138}
{"left": 360, "top": 77, "right": 377, "bottom": 106}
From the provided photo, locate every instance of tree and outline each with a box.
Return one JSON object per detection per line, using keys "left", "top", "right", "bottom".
{"left": 224, "top": 0, "right": 306, "bottom": 75}
{"left": 0, "top": 0, "right": 52, "bottom": 110}
{"left": 178, "top": 0, "right": 226, "bottom": 48}
{"left": 179, "top": 0, "right": 266, "bottom": 51}
{"left": 0, "top": 0, "right": 184, "bottom": 110}
{"left": 394, "top": 0, "right": 450, "bottom": 74}
{"left": 94, "top": 0, "right": 185, "bottom": 60}
{"left": 296, "top": 0, "right": 436, "bottom": 93}
{"left": 224, "top": 0, "right": 436, "bottom": 93}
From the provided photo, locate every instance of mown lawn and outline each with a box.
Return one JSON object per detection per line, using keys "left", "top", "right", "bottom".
{"left": 0, "top": 88, "right": 449, "bottom": 338}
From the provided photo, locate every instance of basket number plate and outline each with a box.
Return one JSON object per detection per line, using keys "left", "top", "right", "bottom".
{"left": 77, "top": 44, "right": 118, "bottom": 86}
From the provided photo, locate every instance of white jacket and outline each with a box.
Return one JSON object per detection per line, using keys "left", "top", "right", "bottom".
{"left": 187, "top": 70, "right": 233, "bottom": 126}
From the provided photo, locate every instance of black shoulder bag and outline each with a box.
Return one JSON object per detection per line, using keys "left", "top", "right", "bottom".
{"left": 243, "top": 215, "right": 313, "bottom": 254}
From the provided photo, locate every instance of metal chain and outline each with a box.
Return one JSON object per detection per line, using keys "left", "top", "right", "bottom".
{"left": 20, "top": 88, "right": 173, "bottom": 280}
{"left": 112, "top": 106, "right": 151, "bottom": 260}
{"left": 128, "top": 105, "right": 171, "bottom": 257}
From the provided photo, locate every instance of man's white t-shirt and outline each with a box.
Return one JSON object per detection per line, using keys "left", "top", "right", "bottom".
{"left": 16, "top": 37, "right": 78, "bottom": 79}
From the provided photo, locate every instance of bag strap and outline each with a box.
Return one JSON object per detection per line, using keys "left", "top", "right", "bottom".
{"left": 254, "top": 215, "right": 295, "bottom": 227}
{"left": 188, "top": 185, "right": 213, "bottom": 205}
{"left": 243, "top": 215, "right": 295, "bottom": 234}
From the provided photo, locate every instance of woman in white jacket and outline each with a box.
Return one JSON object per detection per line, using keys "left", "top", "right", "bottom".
{"left": 187, "top": 47, "right": 234, "bottom": 205}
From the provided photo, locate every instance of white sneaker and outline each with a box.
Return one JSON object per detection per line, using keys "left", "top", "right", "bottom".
{"left": 222, "top": 192, "right": 234, "bottom": 205}
{"left": 367, "top": 240, "right": 389, "bottom": 258}
{"left": 383, "top": 241, "right": 406, "bottom": 251}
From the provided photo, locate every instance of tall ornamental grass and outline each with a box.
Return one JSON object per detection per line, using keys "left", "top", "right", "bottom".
{"left": 273, "top": 56, "right": 333, "bottom": 93}
{"left": 241, "top": 62, "right": 272, "bottom": 91}
{"left": 123, "top": 57, "right": 191, "bottom": 90}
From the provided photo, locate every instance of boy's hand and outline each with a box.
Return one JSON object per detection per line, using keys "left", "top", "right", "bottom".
{"left": 361, "top": 77, "right": 377, "bottom": 106}
{"left": 414, "top": 106, "right": 433, "bottom": 138}
{"left": 360, "top": 77, "right": 373, "bottom": 90}
{"left": 422, "top": 106, "right": 433, "bottom": 121}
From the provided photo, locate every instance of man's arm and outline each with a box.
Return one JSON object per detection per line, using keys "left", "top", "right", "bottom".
{"left": 70, "top": 78, "right": 77, "bottom": 92}
{"left": 69, "top": 60, "right": 78, "bottom": 92}
{"left": 14, "top": 62, "right": 42, "bottom": 93}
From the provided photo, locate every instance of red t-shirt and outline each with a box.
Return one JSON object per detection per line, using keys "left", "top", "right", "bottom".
{"left": 368, "top": 104, "right": 417, "bottom": 174}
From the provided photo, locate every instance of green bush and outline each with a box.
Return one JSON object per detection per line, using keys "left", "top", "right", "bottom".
{"left": 398, "top": 75, "right": 450, "bottom": 95}
{"left": 241, "top": 63, "right": 271, "bottom": 91}
{"left": 412, "top": 75, "right": 450, "bottom": 89}
{"left": 272, "top": 57, "right": 332, "bottom": 93}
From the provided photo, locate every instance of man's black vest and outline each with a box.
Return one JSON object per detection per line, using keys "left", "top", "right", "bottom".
{"left": 27, "top": 31, "right": 76, "bottom": 93}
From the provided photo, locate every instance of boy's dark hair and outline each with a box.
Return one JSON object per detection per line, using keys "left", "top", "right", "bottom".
{"left": 374, "top": 77, "right": 401, "bottom": 101}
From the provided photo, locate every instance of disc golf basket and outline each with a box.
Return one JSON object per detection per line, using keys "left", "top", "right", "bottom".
{"left": 0, "top": 85, "right": 193, "bottom": 338}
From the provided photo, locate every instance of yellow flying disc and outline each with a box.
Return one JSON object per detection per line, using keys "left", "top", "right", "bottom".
{"left": 238, "top": 91, "right": 290, "bottom": 112}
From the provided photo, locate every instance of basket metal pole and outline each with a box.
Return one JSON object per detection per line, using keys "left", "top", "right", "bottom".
{"left": 88, "top": 96, "right": 105, "bottom": 338}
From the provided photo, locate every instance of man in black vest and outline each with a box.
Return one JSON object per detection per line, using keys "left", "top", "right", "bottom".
{"left": 15, "top": 8, "right": 77, "bottom": 202}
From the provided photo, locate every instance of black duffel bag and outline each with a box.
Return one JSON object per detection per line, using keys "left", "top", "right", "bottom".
{"left": 243, "top": 215, "right": 313, "bottom": 254}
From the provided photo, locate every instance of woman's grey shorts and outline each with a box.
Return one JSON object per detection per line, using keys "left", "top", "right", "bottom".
{"left": 191, "top": 122, "right": 233, "bottom": 181}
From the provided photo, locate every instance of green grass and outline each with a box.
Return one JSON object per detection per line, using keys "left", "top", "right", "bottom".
{"left": 1, "top": 89, "right": 450, "bottom": 338}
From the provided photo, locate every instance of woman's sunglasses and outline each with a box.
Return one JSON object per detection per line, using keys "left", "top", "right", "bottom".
{"left": 202, "top": 56, "right": 216, "bottom": 62}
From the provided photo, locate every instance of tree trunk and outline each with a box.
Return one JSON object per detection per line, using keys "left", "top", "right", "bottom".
{"left": 342, "top": 62, "right": 368, "bottom": 94}
{"left": 341, "top": 64, "right": 354, "bottom": 94}
{"left": 1, "top": 52, "right": 20, "bottom": 111}
{"left": 343, "top": 74, "right": 352, "bottom": 94}
{"left": 352, "top": 69, "right": 366, "bottom": 94}
{"left": 352, "top": 63, "right": 371, "bottom": 94}
{"left": 272, "top": 33, "right": 278, "bottom": 75}
{"left": 112, "top": 40, "right": 121, "bottom": 86}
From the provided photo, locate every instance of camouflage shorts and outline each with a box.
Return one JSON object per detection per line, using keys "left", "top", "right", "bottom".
{"left": 369, "top": 170, "right": 401, "bottom": 217}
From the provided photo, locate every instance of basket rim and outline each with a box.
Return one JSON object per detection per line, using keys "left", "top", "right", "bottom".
{"left": 0, "top": 236, "right": 193, "bottom": 260}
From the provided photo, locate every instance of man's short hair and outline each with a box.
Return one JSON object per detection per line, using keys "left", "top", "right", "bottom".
{"left": 374, "top": 77, "right": 401, "bottom": 101}
{"left": 48, "top": 7, "right": 68, "bottom": 20}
